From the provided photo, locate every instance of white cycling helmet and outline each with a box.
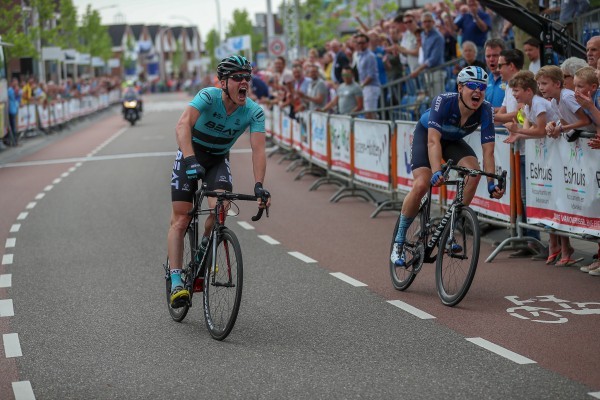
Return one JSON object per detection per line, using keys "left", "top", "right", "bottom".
{"left": 457, "top": 66, "right": 488, "bottom": 85}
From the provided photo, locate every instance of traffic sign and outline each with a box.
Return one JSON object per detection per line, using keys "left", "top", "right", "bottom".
{"left": 268, "top": 37, "right": 286, "bottom": 57}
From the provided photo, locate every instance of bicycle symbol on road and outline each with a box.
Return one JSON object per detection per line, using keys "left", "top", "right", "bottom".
{"left": 506, "top": 295, "right": 600, "bottom": 323}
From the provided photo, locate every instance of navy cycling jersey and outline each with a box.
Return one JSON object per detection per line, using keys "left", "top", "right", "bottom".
{"left": 189, "top": 87, "right": 265, "bottom": 155}
{"left": 418, "top": 92, "right": 495, "bottom": 144}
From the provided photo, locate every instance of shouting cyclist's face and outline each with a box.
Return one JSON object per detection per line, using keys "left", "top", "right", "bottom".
{"left": 460, "top": 82, "right": 486, "bottom": 109}
{"left": 226, "top": 70, "right": 251, "bottom": 104}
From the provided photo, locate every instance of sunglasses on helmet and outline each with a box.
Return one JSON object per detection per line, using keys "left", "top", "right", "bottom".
{"left": 230, "top": 73, "right": 252, "bottom": 82}
{"left": 464, "top": 81, "right": 487, "bottom": 91}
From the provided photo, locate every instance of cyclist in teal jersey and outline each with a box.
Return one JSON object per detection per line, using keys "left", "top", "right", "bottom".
{"left": 167, "top": 55, "right": 271, "bottom": 307}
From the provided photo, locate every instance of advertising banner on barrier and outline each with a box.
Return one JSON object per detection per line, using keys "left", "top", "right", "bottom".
{"left": 310, "top": 112, "right": 329, "bottom": 167}
{"left": 395, "top": 121, "right": 441, "bottom": 201}
{"left": 354, "top": 119, "right": 390, "bottom": 188}
{"left": 272, "top": 105, "right": 281, "bottom": 142}
{"left": 281, "top": 113, "right": 292, "bottom": 147}
{"left": 292, "top": 117, "right": 301, "bottom": 150}
{"left": 524, "top": 137, "right": 600, "bottom": 237}
{"left": 38, "top": 105, "right": 49, "bottom": 129}
{"left": 27, "top": 105, "right": 37, "bottom": 130}
{"left": 462, "top": 130, "right": 512, "bottom": 221}
{"left": 264, "top": 108, "right": 272, "bottom": 137}
{"left": 299, "top": 112, "right": 311, "bottom": 158}
{"left": 329, "top": 115, "right": 352, "bottom": 175}
{"left": 17, "top": 106, "right": 29, "bottom": 132}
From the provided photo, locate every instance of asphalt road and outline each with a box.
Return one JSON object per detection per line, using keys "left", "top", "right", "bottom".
{"left": 0, "top": 93, "right": 597, "bottom": 399}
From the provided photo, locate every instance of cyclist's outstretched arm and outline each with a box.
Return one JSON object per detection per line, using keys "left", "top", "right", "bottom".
{"left": 250, "top": 131, "right": 271, "bottom": 207}
{"left": 482, "top": 142, "right": 504, "bottom": 199}
{"left": 175, "top": 106, "right": 200, "bottom": 157}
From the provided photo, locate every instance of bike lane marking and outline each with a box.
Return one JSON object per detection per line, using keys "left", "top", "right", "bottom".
{"left": 2, "top": 255, "right": 13, "bottom": 265}
{"left": 288, "top": 251, "right": 317, "bottom": 263}
{"left": 9, "top": 225, "right": 20, "bottom": 233}
{"left": 0, "top": 275, "right": 11, "bottom": 288}
{"left": 12, "top": 381, "right": 35, "bottom": 400}
{"left": 330, "top": 272, "right": 368, "bottom": 287}
{"left": 466, "top": 337, "right": 536, "bottom": 365}
{"left": 3, "top": 333, "right": 22, "bottom": 357}
{"left": 589, "top": 391, "right": 600, "bottom": 399}
{"left": 6, "top": 239, "right": 15, "bottom": 248}
{"left": 237, "top": 221, "right": 255, "bottom": 230}
{"left": 387, "top": 300, "right": 436, "bottom": 319}
{"left": 258, "top": 235, "right": 280, "bottom": 245}
{"left": 0, "top": 299, "right": 14, "bottom": 317}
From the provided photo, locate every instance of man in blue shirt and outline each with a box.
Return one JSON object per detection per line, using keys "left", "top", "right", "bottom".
{"left": 454, "top": 0, "right": 492, "bottom": 63}
{"left": 355, "top": 33, "right": 380, "bottom": 119}
{"left": 6, "top": 78, "right": 21, "bottom": 146}
{"left": 483, "top": 38, "right": 506, "bottom": 110}
{"left": 410, "top": 12, "right": 445, "bottom": 99}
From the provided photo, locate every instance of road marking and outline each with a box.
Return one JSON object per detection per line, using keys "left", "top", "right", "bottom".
{"left": 227, "top": 210, "right": 237, "bottom": 216}
{"left": 60, "top": 172, "right": 69, "bottom": 178}
{"left": 0, "top": 274, "right": 12, "bottom": 288}
{"left": 466, "top": 337, "right": 536, "bottom": 365}
{"left": 3, "top": 333, "right": 23, "bottom": 357}
{"left": 68, "top": 166, "right": 76, "bottom": 173}
{"left": 6, "top": 238, "right": 16, "bottom": 248}
{"left": 237, "top": 221, "right": 255, "bottom": 230}
{"left": 10, "top": 224, "right": 20, "bottom": 233}
{"left": 35, "top": 193, "right": 45, "bottom": 200}
{"left": 75, "top": 162, "right": 82, "bottom": 167}
{"left": 288, "top": 251, "right": 317, "bottom": 263}
{"left": 12, "top": 381, "right": 35, "bottom": 400}
{"left": 17, "top": 212, "right": 28, "bottom": 220}
{"left": 52, "top": 178, "right": 61, "bottom": 184}
{"left": 387, "top": 300, "right": 436, "bottom": 319}
{"left": 0, "top": 149, "right": 255, "bottom": 169}
{"left": 0, "top": 299, "right": 14, "bottom": 317}
{"left": 330, "top": 272, "right": 367, "bottom": 287}
{"left": 26, "top": 202, "right": 36, "bottom": 210}
{"left": 43, "top": 185, "right": 53, "bottom": 191}
{"left": 589, "top": 392, "right": 600, "bottom": 399}
{"left": 2, "top": 254, "right": 14, "bottom": 265}
{"left": 258, "top": 235, "right": 280, "bottom": 245}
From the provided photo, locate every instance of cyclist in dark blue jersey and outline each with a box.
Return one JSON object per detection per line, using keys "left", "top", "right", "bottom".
{"left": 391, "top": 66, "right": 505, "bottom": 267}
{"left": 167, "top": 55, "right": 271, "bottom": 307}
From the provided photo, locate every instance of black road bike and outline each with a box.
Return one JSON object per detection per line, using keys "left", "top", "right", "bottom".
{"left": 164, "top": 182, "right": 269, "bottom": 340}
{"left": 390, "top": 161, "right": 506, "bottom": 307}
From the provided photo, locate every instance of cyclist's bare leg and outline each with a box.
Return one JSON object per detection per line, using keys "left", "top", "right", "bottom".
{"left": 458, "top": 156, "right": 481, "bottom": 205}
{"left": 168, "top": 201, "right": 193, "bottom": 271}
{"left": 400, "top": 167, "right": 433, "bottom": 217}
{"left": 203, "top": 190, "right": 230, "bottom": 237}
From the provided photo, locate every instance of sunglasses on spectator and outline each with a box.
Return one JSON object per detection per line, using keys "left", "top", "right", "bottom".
{"left": 230, "top": 73, "right": 252, "bottom": 82}
{"left": 464, "top": 82, "right": 487, "bottom": 91}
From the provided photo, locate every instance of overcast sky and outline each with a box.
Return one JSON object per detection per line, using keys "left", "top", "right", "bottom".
{"left": 72, "top": 0, "right": 272, "bottom": 39}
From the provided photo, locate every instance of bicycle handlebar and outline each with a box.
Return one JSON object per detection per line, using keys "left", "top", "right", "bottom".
{"left": 441, "top": 159, "right": 507, "bottom": 199}
{"left": 189, "top": 183, "right": 270, "bottom": 221}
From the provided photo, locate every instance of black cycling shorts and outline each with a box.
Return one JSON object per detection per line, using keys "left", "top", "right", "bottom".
{"left": 410, "top": 123, "right": 477, "bottom": 171}
{"left": 170, "top": 149, "right": 233, "bottom": 203}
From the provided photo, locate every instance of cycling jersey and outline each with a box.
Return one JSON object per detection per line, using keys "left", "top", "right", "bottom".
{"left": 418, "top": 92, "right": 495, "bottom": 144}
{"left": 189, "top": 87, "right": 265, "bottom": 155}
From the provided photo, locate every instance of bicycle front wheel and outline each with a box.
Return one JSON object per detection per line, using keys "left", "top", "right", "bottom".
{"left": 203, "top": 227, "right": 243, "bottom": 341}
{"left": 435, "top": 206, "right": 480, "bottom": 307}
{"left": 389, "top": 208, "right": 424, "bottom": 291}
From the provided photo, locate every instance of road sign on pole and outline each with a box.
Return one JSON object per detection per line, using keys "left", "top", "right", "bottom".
{"left": 268, "top": 36, "right": 286, "bottom": 57}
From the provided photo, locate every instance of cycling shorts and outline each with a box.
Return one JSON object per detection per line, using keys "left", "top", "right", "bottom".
{"left": 171, "top": 149, "right": 233, "bottom": 202}
{"left": 410, "top": 123, "right": 476, "bottom": 171}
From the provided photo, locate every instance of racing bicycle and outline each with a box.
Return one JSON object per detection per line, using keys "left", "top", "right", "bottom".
{"left": 390, "top": 160, "right": 506, "bottom": 307}
{"left": 164, "top": 182, "right": 270, "bottom": 340}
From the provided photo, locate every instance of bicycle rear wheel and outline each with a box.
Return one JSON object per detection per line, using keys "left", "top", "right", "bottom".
{"left": 390, "top": 208, "right": 424, "bottom": 291}
{"left": 435, "top": 206, "right": 480, "bottom": 307}
{"left": 203, "top": 227, "right": 243, "bottom": 341}
{"left": 166, "top": 224, "right": 195, "bottom": 322}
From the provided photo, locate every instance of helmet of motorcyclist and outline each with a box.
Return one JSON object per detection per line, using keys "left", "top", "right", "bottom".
{"left": 217, "top": 55, "right": 252, "bottom": 80}
{"left": 457, "top": 66, "right": 488, "bottom": 85}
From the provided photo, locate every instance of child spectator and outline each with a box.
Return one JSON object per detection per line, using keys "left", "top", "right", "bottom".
{"left": 534, "top": 66, "right": 591, "bottom": 266}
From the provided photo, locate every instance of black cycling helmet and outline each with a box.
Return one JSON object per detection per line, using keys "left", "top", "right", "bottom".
{"left": 217, "top": 55, "right": 252, "bottom": 80}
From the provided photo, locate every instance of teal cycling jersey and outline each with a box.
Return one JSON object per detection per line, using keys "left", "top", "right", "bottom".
{"left": 189, "top": 87, "right": 265, "bottom": 155}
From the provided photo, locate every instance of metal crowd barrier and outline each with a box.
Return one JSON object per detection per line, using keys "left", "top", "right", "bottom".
{"left": 265, "top": 106, "right": 600, "bottom": 262}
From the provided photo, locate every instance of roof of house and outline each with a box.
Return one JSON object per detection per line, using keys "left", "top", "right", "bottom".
{"left": 107, "top": 24, "right": 127, "bottom": 47}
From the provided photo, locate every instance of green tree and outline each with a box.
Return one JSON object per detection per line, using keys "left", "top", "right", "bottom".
{"left": 55, "top": 0, "right": 79, "bottom": 49}
{"left": 225, "top": 9, "right": 263, "bottom": 55}
{"left": 204, "top": 28, "right": 220, "bottom": 70}
{"left": 172, "top": 40, "right": 184, "bottom": 77}
{"left": 0, "top": 2, "right": 38, "bottom": 59}
{"left": 79, "top": 5, "right": 112, "bottom": 60}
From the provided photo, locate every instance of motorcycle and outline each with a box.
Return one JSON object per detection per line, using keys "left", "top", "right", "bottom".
{"left": 122, "top": 99, "right": 140, "bottom": 126}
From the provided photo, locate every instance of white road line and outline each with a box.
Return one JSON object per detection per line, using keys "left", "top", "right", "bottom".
{"left": 17, "top": 212, "right": 28, "bottom": 220}
{"left": 0, "top": 299, "right": 14, "bottom": 317}
{"left": 34, "top": 193, "right": 45, "bottom": 200}
{"left": 2, "top": 254, "right": 14, "bottom": 265}
{"left": 0, "top": 274, "right": 12, "bottom": 288}
{"left": 68, "top": 166, "right": 76, "bottom": 173}
{"left": 589, "top": 392, "right": 600, "bottom": 399}
{"left": 75, "top": 162, "right": 82, "bottom": 167}
{"left": 237, "top": 221, "right": 255, "bottom": 230}
{"left": 43, "top": 185, "right": 53, "bottom": 191}
{"left": 52, "top": 178, "right": 61, "bottom": 184}
{"left": 12, "top": 381, "right": 35, "bottom": 400}
{"left": 60, "top": 172, "right": 69, "bottom": 178}
{"left": 330, "top": 272, "right": 367, "bottom": 287}
{"left": 387, "top": 300, "right": 436, "bottom": 319}
{"left": 258, "top": 235, "right": 280, "bottom": 245}
{"left": 288, "top": 251, "right": 317, "bottom": 263}
{"left": 3, "top": 333, "right": 23, "bottom": 357}
{"left": 466, "top": 337, "right": 536, "bottom": 365}
{"left": 10, "top": 224, "right": 20, "bottom": 233}
{"left": 6, "top": 238, "right": 16, "bottom": 248}
{"left": 227, "top": 210, "right": 237, "bottom": 216}
{"left": 26, "top": 202, "right": 36, "bottom": 210}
